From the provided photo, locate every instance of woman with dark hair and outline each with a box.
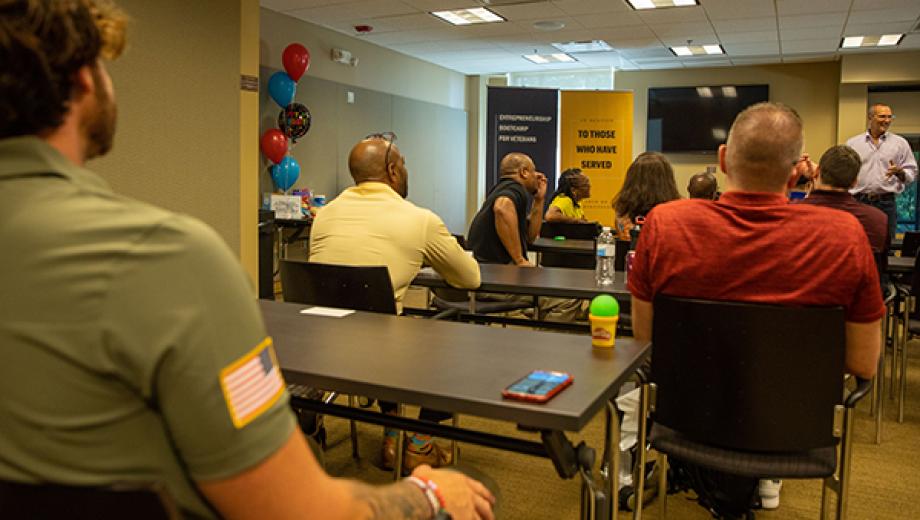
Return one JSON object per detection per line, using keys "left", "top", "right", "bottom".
{"left": 545, "top": 168, "right": 592, "bottom": 223}
{"left": 612, "top": 152, "right": 681, "bottom": 240}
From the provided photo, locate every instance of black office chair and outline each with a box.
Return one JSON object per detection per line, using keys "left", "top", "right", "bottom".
{"left": 901, "top": 230, "right": 920, "bottom": 258}
{"left": 540, "top": 221, "right": 601, "bottom": 240}
{"left": 0, "top": 480, "right": 181, "bottom": 520}
{"left": 280, "top": 260, "right": 396, "bottom": 460}
{"left": 892, "top": 253, "right": 920, "bottom": 424}
{"left": 538, "top": 222, "right": 599, "bottom": 269}
{"left": 635, "top": 295, "right": 871, "bottom": 519}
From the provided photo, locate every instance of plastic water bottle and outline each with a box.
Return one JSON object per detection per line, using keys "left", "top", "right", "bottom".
{"left": 595, "top": 226, "right": 615, "bottom": 286}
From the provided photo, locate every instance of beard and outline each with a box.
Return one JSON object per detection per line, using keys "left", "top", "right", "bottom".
{"left": 81, "top": 68, "right": 117, "bottom": 160}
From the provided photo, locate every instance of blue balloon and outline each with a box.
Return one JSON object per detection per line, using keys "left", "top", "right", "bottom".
{"left": 268, "top": 72, "right": 296, "bottom": 107}
{"left": 271, "top": 156, "right": 300, "bottom": 191}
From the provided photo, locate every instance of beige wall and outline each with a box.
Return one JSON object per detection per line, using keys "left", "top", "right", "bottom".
{"left": 839, "top": 51, "right": 920, "bottom": 142}
{"left": 260, "top": 9, "right": 466, "bottom": 111}
{"left": 91, "top": 0, "right": 246, "bottom": 259}
{"left": 616, "top": 62, "right": 841, "bottom": 196}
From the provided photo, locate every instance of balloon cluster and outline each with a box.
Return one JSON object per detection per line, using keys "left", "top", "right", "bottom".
{"left": 260, "top": 43, "right": 313, "bottom": 192}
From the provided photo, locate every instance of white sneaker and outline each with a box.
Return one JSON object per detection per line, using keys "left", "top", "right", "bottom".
{"left": 759, "top": 479, "right": 782, "bottom": 510}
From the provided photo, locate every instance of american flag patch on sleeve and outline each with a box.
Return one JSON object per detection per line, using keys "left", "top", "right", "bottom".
{"left": 219, "top": 337, "right": 285, "bottom": 429}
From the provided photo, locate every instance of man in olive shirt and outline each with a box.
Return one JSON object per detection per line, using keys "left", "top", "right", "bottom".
{"left": 0, "top": 2, "right": 493, "bottom": 519}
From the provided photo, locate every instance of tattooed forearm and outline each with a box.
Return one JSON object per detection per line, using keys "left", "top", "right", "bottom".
{"left": 346, "top": 480, "right": 432, "bottom": 520}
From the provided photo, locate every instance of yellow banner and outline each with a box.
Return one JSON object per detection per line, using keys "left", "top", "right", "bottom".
{"left": 559, "top": 91, "right": 633, "bottom": 227}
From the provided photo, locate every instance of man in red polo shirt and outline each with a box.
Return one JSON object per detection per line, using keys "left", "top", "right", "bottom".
{"left": 627, "top": 102, "right": 883, "bottom": 514}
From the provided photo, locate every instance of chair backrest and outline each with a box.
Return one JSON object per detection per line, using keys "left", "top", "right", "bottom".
{"left": 614, "top": 239, "right": 630, "bottom": 271}
{"left": 651, "top": 295, "right": 845, "bottom": 452}
{"left": 902, "top": 230, "right": 920, "bottom": 258}
{"left": 0, "top": 480, "right": 181, "bottom": 520}
{"left": 540, "top": 221, "right": 601, "bottom": 240}
{"left": 280, "top": 260, "right": 397, "bottom": 315}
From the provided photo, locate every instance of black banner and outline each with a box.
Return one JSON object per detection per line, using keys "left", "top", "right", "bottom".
{"left": 486, "top": 86, "right": 558, "bottom": 205}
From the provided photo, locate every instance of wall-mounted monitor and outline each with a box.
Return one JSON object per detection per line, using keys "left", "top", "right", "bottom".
{"left": 646, "top": 85, "right": 769, "bottom": 154}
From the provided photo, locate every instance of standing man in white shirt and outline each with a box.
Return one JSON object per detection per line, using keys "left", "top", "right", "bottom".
{"left": 847, "top": 103, "right": 918, "bottom": 241}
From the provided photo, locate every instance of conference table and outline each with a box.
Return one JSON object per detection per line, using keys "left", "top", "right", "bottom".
{"left": 531, "top": 237, "right": 596, "bottom": 256}
{"left": 263, "top": 299, "right": 651, "bottom": 520}
{"left": 413, "top": 263, "right": 630, "bottom": 301}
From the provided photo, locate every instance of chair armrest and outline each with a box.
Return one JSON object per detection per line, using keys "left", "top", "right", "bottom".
{"left": 884, "top": 282, "right": 897, "bottom": 305}
{"left": 844, "top": 377, "right": 872, "bottom": 408}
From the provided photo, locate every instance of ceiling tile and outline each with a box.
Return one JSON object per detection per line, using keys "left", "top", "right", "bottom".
{"left": 490, "top": 1, "right": 569, "bottom": 21}
{"left": 569, "top": 11, "right": 643, "bottom": 29}
{"left": 781, "top": 39, "right": 841, "bottom": 54}
{"left": 731, "top": 56, "right": 782, "bottom": 65}
{"left": 723, "top": 41, "right": 781, "bottom": 55}
{"left": 262, "top": 0, "right": 352, "bottom": 11}
{"left": 683, "top": 58, "right": 733, "bottom": 67}
{"left": 719, "top": 30, "right": 778, "bottom": 43}
{"left": 844, "top": 21, "right": 916, "bottom": 34}
{"left": 852, "top": 0, "right": 920, "bottom": 9}
{"left": 779, "top": 12, "right": 847, "bottom": 29}
{"left": 711, "top": 17, "right": 776, "bottom": 34}
{"left": 286, "top": 1, "right": 417, "bottom": 23}
{"left": 699, "top": 0, "right": 776, "bottom": 20}
{"left": 619, "top": 47, "right": 674, "bottom": 59}
{"left": 780, "top": 25, "right": 844, "bottom": 41}
{"left": 776, "top": 0, "right": 850, "bottom": 16}
{"left": 648, "top": 21, "right": 716, "bottom": 39}
{"left": 636, "top": 5, "right": 708, "bottom": 24}
{"left": 551, "top": 0, "right": 633, "bottom": 16}
{"left": 900, "top": 33, "right": 920, "bottom": 49}
{"left": 847, "top": 7, "right": 920, "bottom": 24}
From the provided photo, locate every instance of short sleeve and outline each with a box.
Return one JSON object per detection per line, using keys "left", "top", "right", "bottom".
{"left": 627, "top": 213, "right": 656, "bottom": 302}
{"left": 550, "top": 196, "right": 574, "bottom": 216}
{"left": 846, "top": 235, "right": 886, "bottom": 323}
{"left": 101, "top": 216, "right": 295, "bottom": 481}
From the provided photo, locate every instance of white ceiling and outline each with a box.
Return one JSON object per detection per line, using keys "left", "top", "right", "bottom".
{"left": 261, "top": 0, "right": 920, "bottom": 75}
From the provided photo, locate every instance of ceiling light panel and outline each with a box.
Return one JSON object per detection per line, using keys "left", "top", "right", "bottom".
{"left": 669, "top": 44, "right": 724, "bottom": 56}
{"left": 523, "top": 53, "right": 577, "bottom": 64}
{"left": 840, "top": 34, "right": 904, "bottom": 49}
{"left": 431, "top": 7, "right": 505, "bottom": 26}
{"left": 627, "top": 0, "right": 699, "bottom": 9}
{"left": 551, "top": 40, "right": 614, "bottom": 53}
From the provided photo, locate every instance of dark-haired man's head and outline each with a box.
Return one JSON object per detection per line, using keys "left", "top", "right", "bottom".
{"left": 687, "top": 173, "right": 718, "bottom": 200}
{"left": 720, "top": 102, "right": 803, "bottom": 193}
{"left": 0, "top": 0, "right": 127, "bottom": 163}
{"left": 815, "top": 145, "right": 861, "bottom": 190}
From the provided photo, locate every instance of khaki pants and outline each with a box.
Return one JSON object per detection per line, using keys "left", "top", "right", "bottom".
{"left": 477, "top": 293, "right": 589, "bottom": 323}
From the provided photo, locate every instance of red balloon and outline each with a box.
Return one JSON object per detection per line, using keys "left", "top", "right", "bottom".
{"left": 282, "top": 43, "right": 310, "bottom": 82}
{"left": 260, "top": 129, "right": 288, "bottom": 164}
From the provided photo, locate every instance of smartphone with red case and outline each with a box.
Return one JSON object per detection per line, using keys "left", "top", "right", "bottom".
{"left": 502, "top": 370, "right": 574, "bottom": 403}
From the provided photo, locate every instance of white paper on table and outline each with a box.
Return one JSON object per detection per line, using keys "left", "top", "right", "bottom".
{"left": 299, "top": 306, "right": 355, "bottom": 318}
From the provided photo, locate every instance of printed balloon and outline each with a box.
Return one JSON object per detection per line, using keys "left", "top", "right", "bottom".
{"left": 278, "top": 103, "right": 312, "bottom": 142}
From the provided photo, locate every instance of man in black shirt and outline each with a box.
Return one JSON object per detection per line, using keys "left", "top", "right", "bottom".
{"left": 468, "top": 153, "right": 546, "bottom": 265}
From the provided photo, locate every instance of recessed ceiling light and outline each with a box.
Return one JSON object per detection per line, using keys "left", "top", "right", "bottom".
{"left": 552, "top": 40, "right": 613, "bottom": 53}
{"left": 696, "top": 87, "right": 713, "bottom": 98}
{"left": 840, "top": 34, "right": 903, "bottom": 49}
{"left": 533, "top": 20, "right": 566, "bottom": 31}
{"left": 722, "top": 86, "right": 737, "bottom": 97}
{"left": 627, "top": 0, "right": 699, "bottom": 9}
{"left": 523, "top": 53, "right": 577, "bottom": 64}
{"left": 430, "top": 7, "right": 504, "bottom": 26}
{"left": 670, "top": 44, "right": 724, "bottom": 56}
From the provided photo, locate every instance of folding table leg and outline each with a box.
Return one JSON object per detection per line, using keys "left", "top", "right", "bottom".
{"left": 393, "top": 404, "right": 406, "bottom": 481}
{"left": 632, "top": 383, "right": 649, "bottom": 520}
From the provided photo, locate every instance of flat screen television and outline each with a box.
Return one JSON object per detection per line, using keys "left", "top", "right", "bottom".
{"left": 646, "top": 85, "right": 769, "bottom": 154}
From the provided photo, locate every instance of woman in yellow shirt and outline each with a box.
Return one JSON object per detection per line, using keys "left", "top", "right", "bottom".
{"left": 545, "top": 168, "right": 591, "bottom": 223}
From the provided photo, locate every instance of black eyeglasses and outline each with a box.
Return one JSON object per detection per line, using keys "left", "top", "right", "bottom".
{"left": 366, "top": 132, "right": 397, "bottom": 170}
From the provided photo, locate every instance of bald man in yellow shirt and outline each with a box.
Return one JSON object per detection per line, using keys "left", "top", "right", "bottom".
{"left": 310, "top": 133, "right": 481, "bottom": 471}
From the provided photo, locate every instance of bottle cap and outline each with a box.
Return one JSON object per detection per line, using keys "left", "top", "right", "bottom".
{"left": 589, "top": 294, "right": 619, "bottom": 316}
{"left": 602, "top": 226, "right": 611, "bottom": 232}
